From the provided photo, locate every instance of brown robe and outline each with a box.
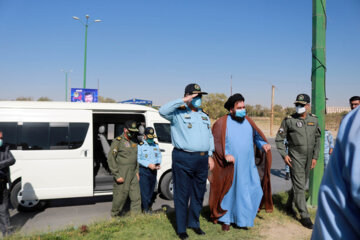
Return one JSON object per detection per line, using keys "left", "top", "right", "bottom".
{"left": 209, "top": 115, "right": 273, "bottom": 223}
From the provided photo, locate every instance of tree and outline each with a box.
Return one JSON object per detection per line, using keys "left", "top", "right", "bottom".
{"left": 202, "top": 93, "right": 228, "bottom": 120}
{"left": 15, "top": 97, "right": 33, "bottom": 101}
{"left": 98, "top": 96, "right": 116, "bottom": 103}
{"left": 37, "top": 97, "right": 52, "bottom": 101}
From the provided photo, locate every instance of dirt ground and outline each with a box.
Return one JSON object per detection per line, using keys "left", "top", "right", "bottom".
{"left": 261, "top": 220, "right": 313, "bottom": 240}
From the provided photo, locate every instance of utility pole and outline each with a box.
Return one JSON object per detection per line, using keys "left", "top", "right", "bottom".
{"left": 97, "top": 78, "right": 100, "bottom": 96}
{"left": 230, "top": 75, "right": 233, "bottom": 96}
{"left": 270, "top": 85, "right": 275, "bottom": 136}
{"left": 61, "top": 69, "right": 72, "bottom": 102}
{"left": 308, "top": 0, "right": 326, "bottom": 206}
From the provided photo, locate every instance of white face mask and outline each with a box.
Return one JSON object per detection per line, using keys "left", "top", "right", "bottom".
{"left": 296, "top": 106, "right": 306, "bottom": 114}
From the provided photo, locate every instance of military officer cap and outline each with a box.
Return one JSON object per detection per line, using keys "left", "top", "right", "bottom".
{"left": 294, "top": 94, "right": 310, "bottom": 105}
{"left": 145, "top": 127, "right": 156, "bottom": 139}
{"left": 124, "top": 120, "right": 139, "bottom": 132}
{"left": 184, "top": 83, "right": 208, "bottom": 96}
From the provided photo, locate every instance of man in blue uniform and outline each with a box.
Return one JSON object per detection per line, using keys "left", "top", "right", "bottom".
{"left": 137, "top": 127, "right": 162, "bottom": 213}
{"left": 159, "top": 83, "right": 214, "bottom": 240}
{"left": 311, "top": 106, "right": 360, "bottom": 240}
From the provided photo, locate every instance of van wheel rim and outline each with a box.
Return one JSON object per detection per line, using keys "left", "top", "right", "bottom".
{"left": 169, "top": 180, "right": 173, "bottom": 195}
{"left": 17, "top": 191, "right": 39, "bottom": 208}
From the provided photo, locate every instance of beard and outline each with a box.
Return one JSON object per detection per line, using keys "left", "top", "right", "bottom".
{"left": 230, "top": 113, "right": 245, "bottom": 123}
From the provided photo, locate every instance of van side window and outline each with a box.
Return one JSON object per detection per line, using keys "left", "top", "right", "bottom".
{"left": 50, "top": 123, "right": 69, "bottom": 149}
{"left": 21, "top": 123, "right": 50, "bottom": 150}
{"left": 154, "top": 123, "right": 171, "bottom": 143}
{"left": 0, "top": 122, "right": 18, "bottom": 150}
{"left": 69, "top": 123, "right": 89, "bottom": 149}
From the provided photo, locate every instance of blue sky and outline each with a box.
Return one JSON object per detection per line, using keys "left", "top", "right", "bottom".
{"left": 0, "top": 0, "right": 359, "bottom": 107}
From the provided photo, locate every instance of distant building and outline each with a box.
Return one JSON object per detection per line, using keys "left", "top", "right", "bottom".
{"left": 326, "top": 106, "right": 350, "bottom": 114}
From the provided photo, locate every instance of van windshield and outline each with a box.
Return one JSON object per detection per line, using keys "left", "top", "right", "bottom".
{"left": 154, "top": 123, "right": 171, "bottom": 143}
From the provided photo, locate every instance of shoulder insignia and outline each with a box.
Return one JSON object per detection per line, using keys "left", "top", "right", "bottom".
{"left": 286, "top": 115, "right": 292, "bottom": 119}
{"left": 139, "top": 141, "right": 144, "bottom": 145}
{"left": 309, "top": 113, "right": 318, "bottom": 118}
{"left": 177, "top": 105, "right": 186, "bottom": 110}
{"left": 116, "top": 136, "right": 122, "bottom": 141}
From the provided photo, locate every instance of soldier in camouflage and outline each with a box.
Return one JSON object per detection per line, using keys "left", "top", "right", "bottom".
{"left": 107, "top": 120, "right": 141, "bottom": 217}
{"left": 275, "top": 94, "right": 321, "bottom": 229}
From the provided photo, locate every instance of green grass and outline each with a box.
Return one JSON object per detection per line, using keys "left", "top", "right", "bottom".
{"left": 6, "top": 192, "right": 316, "bottom": 240}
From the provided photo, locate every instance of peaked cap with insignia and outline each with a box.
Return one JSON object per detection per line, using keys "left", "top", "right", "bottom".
{"left": 145, "top": 127, "right": 156, "bottom": 139}
{"left": 124, "top": 120, "right": 139, "bottom": 132}
{"left": 184, "top": 83, "right": 208, "bottom": 95}
{"left": 294, "top": 94, "right": 310, "bottom": 105}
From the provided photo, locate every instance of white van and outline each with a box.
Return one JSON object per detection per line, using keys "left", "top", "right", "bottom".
{"left": 0, "top": 101, "right": 174, "bottom": 211}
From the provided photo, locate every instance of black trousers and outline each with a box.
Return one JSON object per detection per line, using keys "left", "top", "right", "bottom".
{"left": 172, "top": 148, "right": 208, "bottom": 234}
{"left": 139, "top": 166, "right": 157, "bottom": 212}
{"left": 0, "top": 181, "right": 11, "bottom": 236}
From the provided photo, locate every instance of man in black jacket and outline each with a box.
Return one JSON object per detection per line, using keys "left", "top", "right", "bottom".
{"left": 0, "top": 131, "right": 15, "bottom": 236}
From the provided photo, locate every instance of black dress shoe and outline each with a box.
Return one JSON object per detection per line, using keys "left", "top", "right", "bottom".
{"left": 300, "top": 217, "right": 313, "bottom": 229}
{"left": 178, "top": 232, "right": 189, "bottom": 239}
{"left": 190, "top": 227, "right": 205, "bottom": 235}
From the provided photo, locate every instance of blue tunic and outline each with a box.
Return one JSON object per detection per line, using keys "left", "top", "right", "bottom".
{"left": 312, "top": 107, "right": 360, "bottom": 240}
{"left": 218, "top": 115, "right": 266, "bottom": 227}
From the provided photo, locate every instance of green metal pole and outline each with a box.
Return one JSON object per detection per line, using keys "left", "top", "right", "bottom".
{"left": 83, "top": 24, "right": 88, "bottom": 89}
{"left": 65, "top": 72, "right": 68, "bottom": 101}
{"left": 309, "top": 0, "right": 326, "bottom": 206}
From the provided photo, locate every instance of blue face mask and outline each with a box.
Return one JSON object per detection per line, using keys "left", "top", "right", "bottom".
{"left": 235, "top": 109, "right": 246, "bottom": 118}
{"left": 0, "top": 139, "right": 3, "bottom": 147}
{"left": 191, "top": 97, "right": 202, "bottom": 108}
{"left": 147, "top": 138, "right": 154, "bottom": 144}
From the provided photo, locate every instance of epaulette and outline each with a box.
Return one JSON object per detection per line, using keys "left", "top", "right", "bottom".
{"left": 116, "top": 136, "right": 122, "bottom": 141}
{"left": 139, "top": 141, "right": 144, "bottom": 145}
{"left": 309, "top": 113, "right": 317, "bottom": 118}
{"left": 177, "top": 105, "right": 186, "bottom": 110}
{"left": 286, "top": 115, "right": 292, "bottom": 119}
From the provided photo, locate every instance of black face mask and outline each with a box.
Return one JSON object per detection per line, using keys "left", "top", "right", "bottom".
{"left": 230, "top": 112, "right": 245, "bottom": 123}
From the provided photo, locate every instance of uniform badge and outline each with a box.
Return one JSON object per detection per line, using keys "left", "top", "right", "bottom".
{"left": 201, "top": 116, "right": 208, "bottom": 121}
{"left": 207, "top": 124, "right": 210, "bottom": 129}
{"left": 131, "top": 143, "right": 137, "bottom": 148}
{"left": 184, "top": 114, "right": 191, "bottom": 119}
{"left": 279, "top": 128, "right": 284, "bottom": 134}
{"left": 124, "top": 142, "right": 130, "bottom": 148}
{"left": 155, "top": 153, "right": 158, "bottom": 157}
{"left": 188, "top": 123, "right": 192, "bottom": 128}
{"left": 307, "top": 122, "right": 315, "bottom": 126}
{"left": 296, "top": 121, "right": 303, "bottom": 128}
{"left": 145, "top": 154, "right": 148, "bottom": 158}
{"left": 153, "top": 148, "right": 158, "bottom": 151}
{"left": 298, "top": 95, "right": 304, "bottom": 101}
{"left": 194, "top": 84, "right": 200, "bottom": 90}
{"left": 112, "top": 148, "right": 118, "bottom": 155}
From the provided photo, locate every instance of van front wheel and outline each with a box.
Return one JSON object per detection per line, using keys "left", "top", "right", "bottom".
{"left": 10, "top": 182, "right": 45, "bottom": 212}
{"left": 160, "top": 172, "right": 174, "bottom": 200}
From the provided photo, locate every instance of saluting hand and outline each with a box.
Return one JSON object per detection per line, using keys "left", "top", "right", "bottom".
{"left": 310, "top": 159, "right": 317, "bottom": 169}
{"left": 225, "top": 154, "right": 235, "bottom": 164}
{"left": 284, "top": 155, "right": 292, "bottom": 167}
{"left": 182, "top": 93, "right": 198, "bottom": 103}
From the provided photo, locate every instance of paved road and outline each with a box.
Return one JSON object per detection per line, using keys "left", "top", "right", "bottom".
{"left": 10, "top": 138, "right": 292, "bottom": 235}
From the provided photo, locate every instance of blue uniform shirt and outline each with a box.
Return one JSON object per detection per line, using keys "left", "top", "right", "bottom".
{"left": 159, "top": 98, "right": 215, "bottom": 155}
{"left": 324, "top": 130, "right": 334, "bottom": 154}
{"left": 312, "top": 107, "right": 360, "bottom": 240}
{"left": 137, "top": 141, "right": 162, "bottom": 168}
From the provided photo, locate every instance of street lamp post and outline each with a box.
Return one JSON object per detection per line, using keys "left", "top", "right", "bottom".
{"left": 72, "top": 15, "right": 101, "bottom": 89}
{"left": 61, "top": 69, "right": 72, "bottom": 101}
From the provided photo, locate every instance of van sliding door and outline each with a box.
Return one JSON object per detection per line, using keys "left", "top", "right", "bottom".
{"left": 20, "top": 109, "right": 93, "bottom": 201}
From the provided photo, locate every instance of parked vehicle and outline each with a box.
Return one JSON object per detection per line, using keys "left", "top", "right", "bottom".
{"left": 0, "top": 101, "right": 174, "bottom": 211}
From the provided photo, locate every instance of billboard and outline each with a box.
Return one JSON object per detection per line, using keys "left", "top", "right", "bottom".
{"left": 71, "top": 88, "right": 98, "bottom": 103}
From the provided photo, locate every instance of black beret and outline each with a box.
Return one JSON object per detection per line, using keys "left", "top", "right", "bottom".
{"left": 224, "top": 93, "right": 245, "bottom": 111}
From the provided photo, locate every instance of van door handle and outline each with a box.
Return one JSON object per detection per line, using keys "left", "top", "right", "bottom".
{"left": 160, "top": 149, "right": 165, "bottom": 152}
{"left": 82, "top": 150, "right": 88, "bottom": 157}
